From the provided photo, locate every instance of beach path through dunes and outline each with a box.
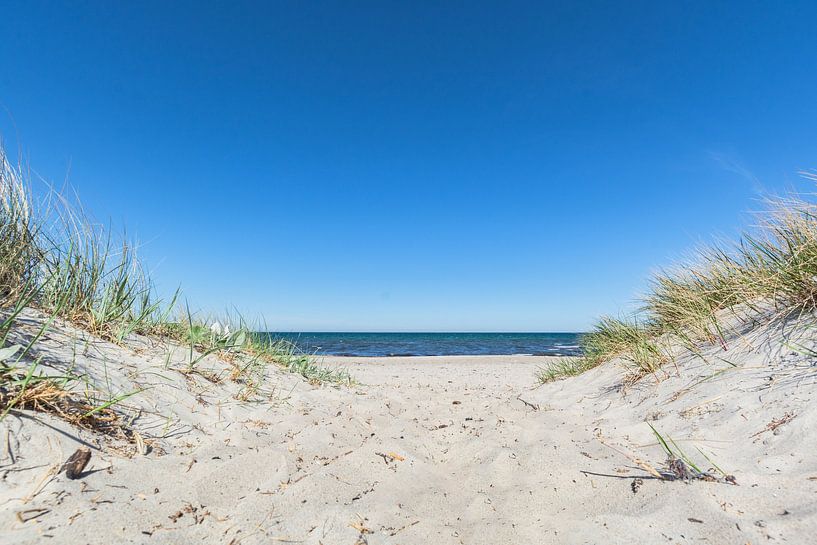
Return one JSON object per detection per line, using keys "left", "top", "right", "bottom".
{"left": 229, "top": 354, "right": 816, "bottom": 544}
{"left": 273, "top": 355, "right": 595, "bottom": 544}
{"left": 4, "top": 352, "right": 816, "bottom": 544}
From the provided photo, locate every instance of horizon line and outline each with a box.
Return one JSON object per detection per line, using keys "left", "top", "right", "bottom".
{"left": 255, "top": 330, "right": 586, "bottom": 334}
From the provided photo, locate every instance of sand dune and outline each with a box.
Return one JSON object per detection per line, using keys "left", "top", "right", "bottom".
{"left": 2, "top": 311, "right": 816, "bottom": 544}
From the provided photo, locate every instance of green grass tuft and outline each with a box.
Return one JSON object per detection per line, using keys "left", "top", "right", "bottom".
{"left": 247, "top": 335, "right": 353, "bottom": 386}
{"left": 580, "top": 316, "right": 668, "bottom": 376}
{"left": 536, "top": 357, "right": 593, "bottom": 383}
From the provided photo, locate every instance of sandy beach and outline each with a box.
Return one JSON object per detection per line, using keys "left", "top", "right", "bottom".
{"left": 4, "top": 4, "right": 817, "bottom": 543}
{"left": 2, "top": 312, "right": 816, "bottom": 544}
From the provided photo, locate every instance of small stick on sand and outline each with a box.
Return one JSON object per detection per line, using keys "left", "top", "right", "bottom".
{"left": 516, "top": 394, "right": 540, "bottom": 411}
{"left": 16, "top": 508, "right": 51, "bottom": 523}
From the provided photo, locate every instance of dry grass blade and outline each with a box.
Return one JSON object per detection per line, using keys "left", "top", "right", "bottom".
{"left": 0, "top": 364, "right": 133, "bottom": 439}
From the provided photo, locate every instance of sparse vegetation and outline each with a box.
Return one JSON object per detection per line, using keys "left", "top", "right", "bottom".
{"left": 536, "top": 356, "right": 592, "bottom": 383}
{"left": 0, "top": 139, "right": 349, "bottom": 435}
{"left": 0, "top": 302, "right": 139, "bottom": 439}
{"left": 560, "top": 186, "right": 817, "bottom": 380}
{"left": 248, "top": 335, "right": 353, "bottom": 386}
{"left": 582, "top": 316, "right": 668, "bottom": 374}
{"left": 647, "top": 423, "right": 734, "bottom": 483}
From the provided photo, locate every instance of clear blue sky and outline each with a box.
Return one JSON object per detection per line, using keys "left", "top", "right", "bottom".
{"left": 2, "top": 2, "right": 817, "bottom": 332}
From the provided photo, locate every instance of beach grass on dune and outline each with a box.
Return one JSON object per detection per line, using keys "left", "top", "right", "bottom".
{"left": 536, "top": 356, "right": 593, "bottom": 383}
{"left": 0, "top": 141, "right": 347, "bottom": 429}
{"left": 581, "top": 315, "right": 667, "bottom": 373}
{"left": 571, "top": 189, "right": 817, "bottom": 379}
{"left": 249, "top": 336, "right": 353, "bottom": 385}
{"left": 0, "top": 293, "right": 140, "bottom": 435}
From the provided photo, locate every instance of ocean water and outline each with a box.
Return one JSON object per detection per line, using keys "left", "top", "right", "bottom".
{"left": 260, "top": 332, "right": 583, "bottom": 357}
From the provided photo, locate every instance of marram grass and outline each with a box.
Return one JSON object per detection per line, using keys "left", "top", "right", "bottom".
{"left": 570, "top": 188, "right": 817, "bottom": 380}
{"left": 536, "top": 357, "right": 593, "bottom": 384}
{"left": 0, "top": 141, "right": 347, "bottom": 400}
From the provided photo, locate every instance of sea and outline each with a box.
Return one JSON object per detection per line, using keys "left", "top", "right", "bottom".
{"left": 260, "top": 332, "right": 583, "bottom": 357}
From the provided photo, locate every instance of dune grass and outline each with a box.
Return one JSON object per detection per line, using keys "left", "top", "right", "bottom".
{"left": 0, "top": 292, "right": 140, "bottom": 438}
{"left": 582, "top": 316, "right": 668, "bottom": 373}
{"left": 1, "top": 150, "right": 174, "bottom": 341}
{"left": 567, "top": 190, "right": 817, "bottom": 380}
{"left": 536, "top": 356, "right": 593, "bottom": 384}
{"left": 0, "top": 139, "right": 347, "bottom": 429}
{"left": 247, "top": 335, "right": 353, "bottom": 386}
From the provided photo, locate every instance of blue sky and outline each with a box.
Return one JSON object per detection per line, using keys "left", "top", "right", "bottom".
{"left": 2, "top": 2, "right": 817, "bottom": 331}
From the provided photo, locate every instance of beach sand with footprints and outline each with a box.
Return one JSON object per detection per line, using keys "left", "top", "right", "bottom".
{"left": 2, "top": 312, "right": 816, "bottom": 544}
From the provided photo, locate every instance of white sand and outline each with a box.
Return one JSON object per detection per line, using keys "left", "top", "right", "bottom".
{"left": 2, "top": 310, "right": 817, "bottom": 543}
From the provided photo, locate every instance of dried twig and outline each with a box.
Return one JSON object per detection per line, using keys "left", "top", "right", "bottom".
{"left": 16, "top": 508, "right": 50, "bottom": 523}
{"left": 751, "top": 412, "right": 795, "bottom": 438}
{"left": 515, "top": 395, "right": 540, "bottom": 411}
{"left": 374, "top": 452, "right": 405, "bottom": 464}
